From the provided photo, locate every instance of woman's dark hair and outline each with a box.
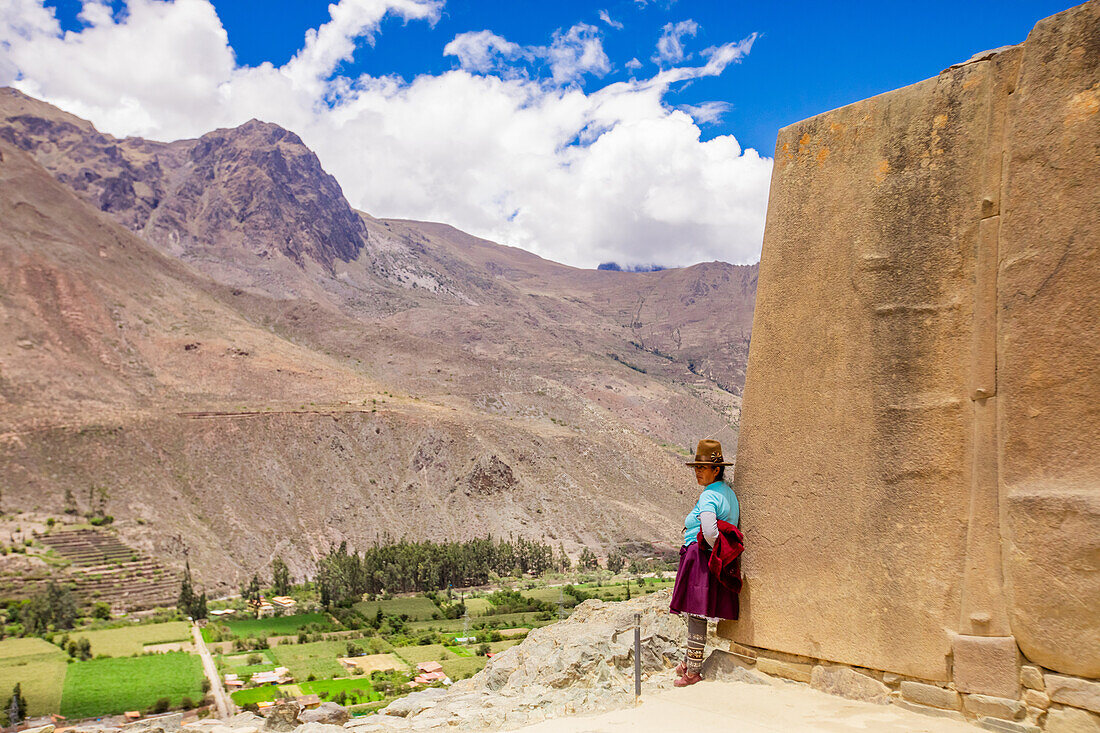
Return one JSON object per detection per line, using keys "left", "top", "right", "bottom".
{"left": 716, "top": 466, "right": 726, "bottom": 482}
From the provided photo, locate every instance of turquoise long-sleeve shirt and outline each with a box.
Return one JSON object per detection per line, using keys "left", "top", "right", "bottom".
{"left": 683, "top": 481, "right": 739, "bottom": 546}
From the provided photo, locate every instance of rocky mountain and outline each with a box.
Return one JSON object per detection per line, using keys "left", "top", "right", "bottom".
{"left": 0, "top": 88, "right": 757, "bottom": 593}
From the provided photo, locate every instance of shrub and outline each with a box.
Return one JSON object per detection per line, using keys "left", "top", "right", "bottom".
{"left": 180, "top": 697, "right": 195, "bottom": 710}
{"left": 149, "top": 697, "right": 171, "bottom": 714}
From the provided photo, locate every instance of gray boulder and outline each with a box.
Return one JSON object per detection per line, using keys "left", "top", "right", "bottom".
{"left": 226, "top": 714, "right": 265, "bottom": 729}
{"left": 264, "top": 702, "right": 302, "bottom": 732}
{"left": 298, "top": 703, "right": 349, "bottom": 726}
{"left": 382, "top": 687, "right": 449, "bottom": 717}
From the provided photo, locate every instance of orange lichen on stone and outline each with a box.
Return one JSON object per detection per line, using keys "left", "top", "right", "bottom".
{"left": 874, "top": 159, "right": 890, "bottom": 183}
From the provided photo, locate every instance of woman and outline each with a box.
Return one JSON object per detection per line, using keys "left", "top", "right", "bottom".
{"left": 669, "top": 438, "right": 740, "bottom": 687}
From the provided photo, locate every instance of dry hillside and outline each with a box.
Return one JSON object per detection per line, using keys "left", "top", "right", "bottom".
{"left": 0, "top": 88, "right": 757, "bottom": 594}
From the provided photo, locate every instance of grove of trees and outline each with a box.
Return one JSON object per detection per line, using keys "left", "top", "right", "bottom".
{"left": 315, "top": 536, "right": 568, "bottom": 608}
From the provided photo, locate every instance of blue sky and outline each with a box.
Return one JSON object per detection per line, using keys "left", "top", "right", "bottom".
{"left": 7, "top": 0, "right": 1075, "bottom": 267}
{"left": 42, "top": 0, "right": 1066, "bottom": 154}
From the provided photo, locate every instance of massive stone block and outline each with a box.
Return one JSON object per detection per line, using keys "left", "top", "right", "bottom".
{"left": 720, "top": 1, "right": 1098, "bottom": 681}
{"left": 997, "top": 0, "right": 1100, "bottom": 679}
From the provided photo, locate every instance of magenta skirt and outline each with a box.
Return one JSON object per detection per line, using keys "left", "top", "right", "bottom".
{"left": 669, "top": 542, "right": 738, "bottom": 620}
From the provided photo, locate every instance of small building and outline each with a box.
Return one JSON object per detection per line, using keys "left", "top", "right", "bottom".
{"left": 271, "top": 596, "right": 297, "bottom": 610}
{"left": 295, "top": 694, "right": 321, "bottom": 709}
{"left": 224, "top": 673, "right": 244, "bottom": 689}
{"left": 251, "top": 667, "right": 292, "bottom": 685}
{"left": 412, "top": 671, "right": 450, "bottom": 685}
{"left": 453, "top": 636, "right": 476, "bottom": 644}
{"left": 209, "top": 608, "right": 237, "bottom": 617}
{"left": 416, "top": 661, "right": 443, "bottom": 674}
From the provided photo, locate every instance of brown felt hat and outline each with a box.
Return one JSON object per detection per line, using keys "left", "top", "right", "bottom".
{"left": 685, "top": 439, "right": 733, "bottom": 467}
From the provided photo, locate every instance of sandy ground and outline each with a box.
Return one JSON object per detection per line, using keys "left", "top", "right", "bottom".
{"left": 339, "top": 653, "right": 404, "bottom": 673}
{"left": 517, "top": 679, "right": 976, "bottom": 733}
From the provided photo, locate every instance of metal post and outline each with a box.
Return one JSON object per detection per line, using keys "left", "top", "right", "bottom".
{"left": 634, "top": 612, "right": 641, "bottom": 703}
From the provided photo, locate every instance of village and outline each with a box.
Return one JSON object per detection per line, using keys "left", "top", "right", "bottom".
{"left": 0, "top": 516, "right": 677, "bottom": 728}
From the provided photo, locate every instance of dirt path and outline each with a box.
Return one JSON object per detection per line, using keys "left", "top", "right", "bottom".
{"left": 192, "top": 622, "right": 233, "bottom": 719}
{"left": 516, "top": 679, "right": 978, "bottom": 733}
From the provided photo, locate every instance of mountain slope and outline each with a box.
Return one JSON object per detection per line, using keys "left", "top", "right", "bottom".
{"left": 0, "top": 89, "right": 757, "bottom": 591}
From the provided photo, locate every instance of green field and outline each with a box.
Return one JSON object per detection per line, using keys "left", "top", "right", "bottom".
{"left": 489, "top": 640, "right": 520, "bottom": 653}
{"left": 69, "top": 621, "right": 192, "bottom": 657}
{"left": 222, "top": 613, "right": 333, "bottom": 638}
{"left": 60, "top": 652, "right": 204, "bottom": 718}
{"left": 354, "top": 597, "right": 439, "bottom": 621}
{"left": 230, "top": 686, "right": 283, "bottom": 705}
{"left": 0, "top": 637, "right": 63, "bottom": 659}
{"left": 444, "top": 645, "right": 472, "bottom": 656}
{"left": 462, "top": 598, "right": 493, "bottom": 616}
{"left": 0, "top": 638, "right": 67, "bottom": 716}
{"left": 392, "top": 644, "right": 456, "bottom": 666}
{"left": 269, "top": 640, "right": 347, "bottom": 680}
{"left": 221, "top": 651, "right": 275, "bottom": 668}
{"left": 440, "top": 656, "right": 486, "bottom": 680}
{"left": 406, "top": 610, "right": 553, "bottom": 633}
{"left": 519, "top": 586, "right": 572, "bottom": 604}
{"left": 300, "top": 678, "right": 382, "bottom": 704}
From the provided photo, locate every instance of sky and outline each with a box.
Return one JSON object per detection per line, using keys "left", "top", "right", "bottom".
{"left": 0, "top": 0, "right": 1071, "bottom": 269}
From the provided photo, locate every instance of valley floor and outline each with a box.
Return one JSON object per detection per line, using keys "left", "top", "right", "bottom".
{"left": 516, "top": 678, "right": 977, "bottom": 733}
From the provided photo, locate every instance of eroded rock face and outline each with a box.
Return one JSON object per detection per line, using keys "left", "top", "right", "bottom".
{"left": 369, "top": 589, "right": 687, "bottom": 730}
{"left": 721, "top": 0, "right": 1098, "bottom": 682}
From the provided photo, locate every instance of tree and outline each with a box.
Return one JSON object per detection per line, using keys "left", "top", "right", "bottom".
{"left": 272, "top": 557, "right": 291, "bottom": 596}
{"left": 22, "top": 581, "right": 78, "bottom": 633}
{"left": 92, "top": 601, "right": 111, "bottom": 620}
{"left": 178, "top": 563, "right": 208, "bottom": 620}
{"left": 607, "top": 549, "right": 625, "bottom": 574}
{"left": 242, "top": 574, "right": 263, "bottom": 605}
{"left": 66, "top": 637, "right": 91, "bottom": 661}
{"left": 5, "top": 684, "right": 27, "bottom": 727}
{"left": 557, "top": 543, "right": 571, "bottom": 572}
{"left": 193, "top": 592, "right": 208, "bottom": 621}
{"left": 579, "top": 547, "right": 599, "bottom": 570}
{"left": 178, "top": 562, "right": 196, "bottom": 617}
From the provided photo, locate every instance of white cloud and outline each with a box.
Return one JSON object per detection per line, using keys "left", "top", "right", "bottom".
{"left": 443, "top": 29, "right": 522, "bottom": 73}
{"left": 0, "top": 0, "right": 770, "bottom": 268}
{"left": 625, "top": 57, "right": 642, "bottom": 71}
{"left": 654, "top": 19, "right": 698, "bottom": 65}
{"left": 678, "top": 101, "right": 729, "bottom": 125}
{"left": 545, "top": 23, "right": 610, "bottom": 85}
{"left": 598, "top": 10, "right": 622, "bottom": 30}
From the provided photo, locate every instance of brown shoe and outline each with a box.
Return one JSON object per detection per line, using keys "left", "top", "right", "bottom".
{"left": 674, "top": 672, "right": 703, "bottom": 687}
{"left": 675, "top": 662, "right": 686, "bottom": 676}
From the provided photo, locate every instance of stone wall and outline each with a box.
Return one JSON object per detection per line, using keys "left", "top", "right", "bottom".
{"left": 719, "top": 2, "right": 1097, "bottom": 730}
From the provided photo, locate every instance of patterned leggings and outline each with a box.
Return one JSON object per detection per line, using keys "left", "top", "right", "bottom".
{"left": 683, "top": 614, "right": 707, "bottom": 675}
